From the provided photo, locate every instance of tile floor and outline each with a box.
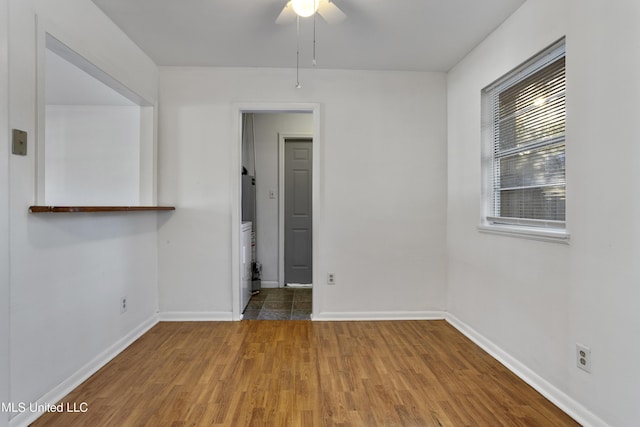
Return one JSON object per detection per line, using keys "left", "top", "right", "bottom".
{"left": 242, "top": 287, "right": 312, "bottom": 320}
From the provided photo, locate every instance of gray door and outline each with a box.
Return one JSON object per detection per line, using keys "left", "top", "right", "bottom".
{"left": 284, "top": 139, "right": 312, "bottom": 284}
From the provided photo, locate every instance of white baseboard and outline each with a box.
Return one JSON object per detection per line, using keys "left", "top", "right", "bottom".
{"left": 158, "top": 311, "right": 233, "bottom": 321}
{"left": 259, "top": 281, "right": 279, "bottom": 289}
{"left": 313, "top": 311, "right": 446, "bottom": 321}
{"left": 446, "top": 314, "right": 609, "bottom": 427}
{"left": 11, "top": 315, "right": 159, "bottom": 427}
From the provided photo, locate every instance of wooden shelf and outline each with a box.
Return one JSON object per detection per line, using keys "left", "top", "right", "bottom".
{"left": 29, "top": 206, "right": 176, "bottom": 213}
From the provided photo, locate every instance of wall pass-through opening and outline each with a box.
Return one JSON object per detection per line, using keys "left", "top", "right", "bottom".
{"left": 37, "top": 33, "right": 155, "bottom": 206}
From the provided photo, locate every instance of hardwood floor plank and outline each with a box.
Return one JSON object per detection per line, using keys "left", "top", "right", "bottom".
{"left": 31, "top": 320, "right": 579, "bottom": 427}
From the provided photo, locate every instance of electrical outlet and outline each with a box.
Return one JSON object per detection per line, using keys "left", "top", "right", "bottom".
{"left": 120, "top": 297, "right": 128, "bottom": 314}
{"left": 576, "top": 344, "right": 591, "bottom": 373}
{"left": 327, "top": 273, "right": 336, "bottom": 285}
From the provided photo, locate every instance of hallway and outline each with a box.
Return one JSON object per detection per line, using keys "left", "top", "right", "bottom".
{"left": 242, "top": 287, "right": 311, "bottom": 320}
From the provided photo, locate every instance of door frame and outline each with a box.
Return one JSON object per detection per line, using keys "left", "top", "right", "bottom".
{"left": 231, "top": 103, "right": 320, "bottom": 320}
{"left": 278, "top": 134, "right": 313, "bottom": 288}
{"left": 0, "top": 0, "right": 10, "bottom": 420}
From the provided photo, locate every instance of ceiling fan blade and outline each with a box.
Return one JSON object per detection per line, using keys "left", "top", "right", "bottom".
{"left": 276, "top": 2, "right": 296, "bottom": 25}
{"left": 318, "top": 1, "right": 346, "bottom": 24}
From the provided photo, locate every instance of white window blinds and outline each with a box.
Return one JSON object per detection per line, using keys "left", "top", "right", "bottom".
{"left": 483, "top": 40, "right": 566, "bottom": 229}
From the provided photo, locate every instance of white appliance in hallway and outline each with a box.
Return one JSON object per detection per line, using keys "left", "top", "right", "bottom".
{"left": 241, "top": 221, "right": 252, "bottom": 312}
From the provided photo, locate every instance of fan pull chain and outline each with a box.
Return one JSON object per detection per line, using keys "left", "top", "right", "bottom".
{"left": 313, "top": 2, "right": 316, "bottom": 66}
{"left": 296, "top": 15, "right": 301, "bottom": 88}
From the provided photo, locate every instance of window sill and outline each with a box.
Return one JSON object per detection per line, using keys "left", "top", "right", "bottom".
{"left": 478, "top": 223, "right": 570, "bottom": 244}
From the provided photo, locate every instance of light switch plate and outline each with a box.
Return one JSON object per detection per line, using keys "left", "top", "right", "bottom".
{"left": 12, "top": 129, "right": 27, "bottom": 156}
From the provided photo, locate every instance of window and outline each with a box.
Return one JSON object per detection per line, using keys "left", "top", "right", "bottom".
{"left": 481, "top": 39, "right": 568, "bottom": 241}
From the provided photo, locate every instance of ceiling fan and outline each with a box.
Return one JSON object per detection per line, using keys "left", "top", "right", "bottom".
{"left": 276, "top": 0, "right": 346, "bottom": 88}
{"left": 276, "top": 0, "right": 346, "bottom": 25}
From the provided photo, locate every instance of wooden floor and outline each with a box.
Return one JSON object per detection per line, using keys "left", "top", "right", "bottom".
{"left": 32, "top": 321, "right": 579, "bottom": 426}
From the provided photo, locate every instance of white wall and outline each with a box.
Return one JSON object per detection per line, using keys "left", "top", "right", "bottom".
{"left": 45, "top": 105, "right": 141, "bottom": 205}
{"left": 447, "top": 0, "right": 640, "bottom": 425}
{"left": 0, "top": 0, "right": 10, "bottom": 425}
{"left": 252, "top": 113, "right": 313, "bottom": 286}
{"left": 158, "top": 67, "right": 448, "bottom": 319}
{"left": 8, "top": 0, "right": 159, "bottom": 425}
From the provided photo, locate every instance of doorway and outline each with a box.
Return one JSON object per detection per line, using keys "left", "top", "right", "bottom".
{"left": 232, "top": 105, "right": 319, "bottom": 321}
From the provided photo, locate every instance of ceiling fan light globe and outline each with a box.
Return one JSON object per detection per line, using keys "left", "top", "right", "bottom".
{"left": 291, "top": 0, "right": 318, "bottom": 18}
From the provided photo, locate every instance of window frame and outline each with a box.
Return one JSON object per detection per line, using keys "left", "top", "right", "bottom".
{"left": 480, "top": 39, "right": 569, "bottom": 244}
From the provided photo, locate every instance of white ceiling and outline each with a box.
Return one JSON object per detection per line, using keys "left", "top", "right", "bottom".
{"left": 90, "top": 0, "right": 525, "bottom": 72}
